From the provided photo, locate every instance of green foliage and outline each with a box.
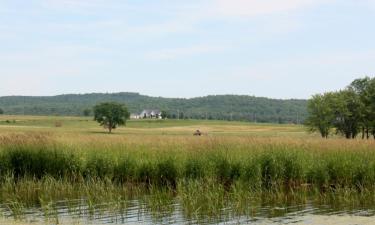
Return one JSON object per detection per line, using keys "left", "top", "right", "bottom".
{"left": 0, "top": 145, "right": 81, "bottom": 180}
{"left": 259, "top": 153, "right": 282, "bottom": 189}
{"left": 0, "top": 93, "right": 308, "bottom": 124}
{"left": 241, "top": 159, "right": 261, "bottom": 189}
{"left": 113, "top": 157, "right": 136, "bottom": 184}
{"left": 0, "top": 140, "right": 375, "bottom": 192}
{"left": 83, "top": 108, "right": 91, "bottom": 117}
{"left": 93, "top": 102, "right": 130, "bottom": 133}
{"left": 350, "top": 77, "right": 375, "bottom": 139}
{"left": 331, "top": 90, "right": 362, "bottom": 138}
{"left": 214, "top": 158, "right": 241, "bottom": 187}
{"left": 306, "top": 76, "right": 375, "bottom": 139}
{"left": 305, "top": 93, "right": 336, "bottom": 138}
{"left": 155, "top": 159, "right": 178, "bottom": 188}
{"left": 136, "top": 162, "right": 154, "bottom": 184}
{"left": 0, "top": 108, "right": 3, "bottom": 114}
{"left": 84, "top": 154, "right": 115, "bottom": 179}
{"left": 184, "top": 158, "right": 205, "bottom": 179}
{"left": 160, "top": 110, "right": 168, "bottom": 119}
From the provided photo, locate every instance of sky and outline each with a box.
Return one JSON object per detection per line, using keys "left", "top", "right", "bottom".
{"left": 1, "top": 0, "right": 375, "bottom": 99}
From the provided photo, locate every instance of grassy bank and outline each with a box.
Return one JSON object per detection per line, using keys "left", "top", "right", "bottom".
{"left": 0, "top": 117, "right": 374, "bottom": 222}
{"left": 1, "top": 133, "right": 374, "bottom": 192}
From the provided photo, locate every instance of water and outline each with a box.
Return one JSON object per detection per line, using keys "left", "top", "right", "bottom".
{"left": 1, "top": 197, "right": 374, "bottom": 225}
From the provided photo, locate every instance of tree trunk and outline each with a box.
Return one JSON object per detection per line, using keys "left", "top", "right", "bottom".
{"left": 108, "top": 123, "right": 112, "bottom": 133}
{"left": 362, "top": 127, "right": 365, "bottom": 139}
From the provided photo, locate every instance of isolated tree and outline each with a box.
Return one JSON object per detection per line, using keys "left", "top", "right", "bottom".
{"left": 93, "top": 102, "right": 130, "bottom": 133}
{"left": 83, "top": 108, "right": 92, "bottom": 117}
{"left": 161, "top": 110, "right": 168, "bottom": 119}
{"left": 305, "top": 93, "right": 335, "bottom": 138}
{"left": 0, "top": 108, "right": 3, "bottom": 115}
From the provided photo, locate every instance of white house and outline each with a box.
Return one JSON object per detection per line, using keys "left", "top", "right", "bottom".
{"left": 130, "top": 113, "right": 141, "bottom": 119}
{"left": 140, "top": 109, "right": 162, "bottom": 119}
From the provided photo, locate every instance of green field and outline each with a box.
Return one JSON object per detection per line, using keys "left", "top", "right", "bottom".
{"left": 0, "top": 115, "right": 374, "bottom": 224}
{"left": 0, "top": 115, "right": 308, "bottom": 136}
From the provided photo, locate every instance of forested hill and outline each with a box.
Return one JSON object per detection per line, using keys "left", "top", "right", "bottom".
{"left": 0, "top": 93, "right": 307, "bottom": 123}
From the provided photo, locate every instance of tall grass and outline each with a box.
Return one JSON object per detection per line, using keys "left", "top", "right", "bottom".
{"left": 0, "top": 133, "right": 375, "bottom": 223}
{"left": 0, "top": 134, "right": 375, "bottom": 192}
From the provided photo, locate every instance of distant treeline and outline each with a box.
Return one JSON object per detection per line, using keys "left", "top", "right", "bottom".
{"left": 0, "top": 93, "right": 307, "bottom": 124}
{"left": 306, "top": 77, "right": 375, "bottom": 139}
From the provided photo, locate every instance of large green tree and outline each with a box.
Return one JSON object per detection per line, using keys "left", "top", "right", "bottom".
{"left": 367, "top": 78, "right": 375, "bottom": 139}
{"left": 331, "top": 90, "right": 363, "bottom": 139}
{"left": 306, "top": 76, "right": 375, "bottom": 139}
{"left": 305, "top": 93, "right": 336, "bottom": 138}
{"left": 348, "top": 77, "right": 372, "bottom": 139}
{"left": 93, "top": 102, "right": 130, "bottom": 133}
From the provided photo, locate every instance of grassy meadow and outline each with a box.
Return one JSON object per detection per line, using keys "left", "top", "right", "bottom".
{"left": 0, "top": 115, "right": 374, "bottom": 222}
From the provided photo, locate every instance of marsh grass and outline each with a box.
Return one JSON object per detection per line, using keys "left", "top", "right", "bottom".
{"left": 1, "top": 134, "right": 375, "bottom": 191}
{"left": 0, "top": 132, "right": 375, "bottom": 222}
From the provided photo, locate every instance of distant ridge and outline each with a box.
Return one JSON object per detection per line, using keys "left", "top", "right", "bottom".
{"left": 0, "top": 92, "right": 307, "bottom": 123}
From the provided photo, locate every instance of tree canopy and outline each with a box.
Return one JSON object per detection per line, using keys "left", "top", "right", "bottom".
{"left": 306, "top": 76, "right": 375, "bottom": 139}
{"left": 0, "top": 93, "right": 307, "bottom": 124}
{"left": 93, "top": 102, "right": 130, "bottom": 133}
{"left": 305, "top": 93, "right": 335, "bottom": 138}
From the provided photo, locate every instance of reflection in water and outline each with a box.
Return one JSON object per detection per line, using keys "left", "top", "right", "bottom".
{"left": 0, "top": 197, "right": 374, "bottom": 225}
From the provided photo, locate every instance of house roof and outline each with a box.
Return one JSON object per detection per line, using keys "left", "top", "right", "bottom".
{"left": 141, "top": 109, "right": 161, "bottom": 114}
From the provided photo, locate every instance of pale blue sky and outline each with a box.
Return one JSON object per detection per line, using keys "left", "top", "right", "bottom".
{"left": 1, "top": 0, "right": 374, "bottom": 99}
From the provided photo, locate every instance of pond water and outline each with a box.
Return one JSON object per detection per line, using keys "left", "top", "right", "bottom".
{"left": 1, "top": 198, "right": 374, "bottom": 225}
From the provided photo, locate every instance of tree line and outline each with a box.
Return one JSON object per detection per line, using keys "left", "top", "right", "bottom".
{"left": 306, "top": 77, "right": 375, "bottom": 139}
{"left": 0, "top": 93, "right": 307, "bottom": 124}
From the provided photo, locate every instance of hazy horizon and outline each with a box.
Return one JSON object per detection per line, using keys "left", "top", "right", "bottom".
{"left": 1, "top": 1, "right": 374, "bottom": 99}
{"left": 0, "top": 91, "right": 310, "bottom": 100}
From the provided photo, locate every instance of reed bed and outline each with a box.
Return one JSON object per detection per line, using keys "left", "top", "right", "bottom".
{"left": 0, "top": 116, "right": 374, "bottom": 223}
{"left": 0, "top": 132, "right": 374, "bottom": 222}
{"left": 0, "top": 133, "right": 374, "bottom": 191}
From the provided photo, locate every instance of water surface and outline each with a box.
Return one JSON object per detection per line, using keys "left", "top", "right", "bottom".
{"left": 1, "top": 198, "right": 374, "bottom": 224}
